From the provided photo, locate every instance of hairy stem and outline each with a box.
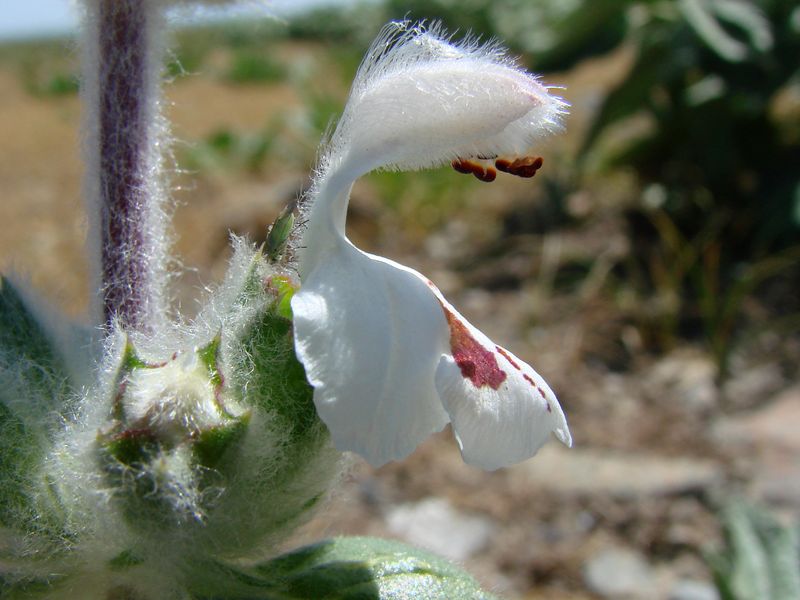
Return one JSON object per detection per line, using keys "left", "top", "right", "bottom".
{"left": 84, "top": 0, "right": 169, "bottom": 332}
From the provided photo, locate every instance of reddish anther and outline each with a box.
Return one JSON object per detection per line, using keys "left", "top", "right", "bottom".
{"left": 451, "top": 158, "right": 497, "bottom": 183}
{"left": 474, "top": 166, "right": 496, "bottom": 182}
{"left": 495, "top": 156, "right": 544, "bottom": 178}
{"left": 451, "top": 159, "right": 473, "bottom": 174}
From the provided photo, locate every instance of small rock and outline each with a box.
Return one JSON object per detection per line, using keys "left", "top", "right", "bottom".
{"left": 714, "top": 386, "right": 800, "bottom": 454}
{"left": 751, "top": 458, "right": 800, "bottom": 506}
{"left": 583, "top": 546, "right": 654, "bottom": 599}
{"left": 647, "top": 349, "right": 718, "bottom": 413}
{"left": 516, "top": 445, "right": 721, "bottom": 498}
{"left": 385, "top": 497, "right": 494, "bottom": 562}
{"left": 722, "top": 362, "right": 784, "bottom": 410}
{"left": 713, "top": 386, "right": 800, "bottom": 508}
{"left": 669, "top": 579, "right": 719, "bottom": 600}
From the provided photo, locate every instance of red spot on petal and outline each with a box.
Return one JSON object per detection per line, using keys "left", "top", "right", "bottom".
{"left": 521, "top": 373, "right": 551, "bottom": 410}
{"left": 495, "top": 346, "right": 521, "bottom": 371}
{"left": 440, "top": 306, "right": 507, "bottom": 390}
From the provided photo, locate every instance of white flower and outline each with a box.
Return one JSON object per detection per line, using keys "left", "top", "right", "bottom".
{"left": 291, "top": 22, "right": 572, "bottom": 470}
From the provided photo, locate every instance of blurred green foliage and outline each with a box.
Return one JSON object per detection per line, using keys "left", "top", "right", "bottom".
{"left": 182, "top": 125, "right": 279, "bottom": 174}
{"left": 708, "top": 501, "right": 800, "bottom": 600}
{"left": 579, "top": 0, "right": 800, "bottom": 372}
{"left": 0, "top": 40, "right": 80, "bottom": 97}
{"left": 224, "top": 52, "right": 287, "bottom": 84}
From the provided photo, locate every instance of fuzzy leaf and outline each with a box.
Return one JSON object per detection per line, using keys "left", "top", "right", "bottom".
{"left": 0, "top": 276, "right": 68, "bottom": 396}
{"left": 0, "top": 277, "right": 71, "bottom": 529}
{"left": 192, "top": 536, "right": 499, "bottom": 599}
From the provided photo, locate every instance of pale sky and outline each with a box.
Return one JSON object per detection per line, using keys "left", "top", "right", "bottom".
{"left": 0, "top": 0, "right": 358, "bottom": 41}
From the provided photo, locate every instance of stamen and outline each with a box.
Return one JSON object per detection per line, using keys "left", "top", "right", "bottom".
{"left": 453, "top": 156, "right": 544, "bottom": 182}
{"left": 495, "top": 156, "right": 544, "bottom": 178}
{"left": 451, "top": 158, "right": 474, "bottom": 174}
{"left": 451, "top": 159, "right": 497, "bottom": 183}
{"left": 475, "top": 166, "right": 497, "bottom": 182}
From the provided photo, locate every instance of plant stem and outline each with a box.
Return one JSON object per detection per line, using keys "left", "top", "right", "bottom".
{"left": 86, "top": 0, "right": 168, "bottom": 332}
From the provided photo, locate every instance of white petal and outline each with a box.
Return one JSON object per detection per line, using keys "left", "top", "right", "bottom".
{"left": 341, "top": 60, "right": 562, "bottom": 174}
{"left": 431, "top": 294, "right": 572, "bottom": 471}
{"left": 291, "top": 240, "right": 450, "bottom": 466}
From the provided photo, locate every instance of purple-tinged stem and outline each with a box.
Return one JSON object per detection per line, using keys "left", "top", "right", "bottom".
{"left": 85, "top": 0, "right": 168, "bottom": 333}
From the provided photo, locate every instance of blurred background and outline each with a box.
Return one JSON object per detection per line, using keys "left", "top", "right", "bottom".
{"left": 1, "top": 1, "right": 798, "bottom": 598}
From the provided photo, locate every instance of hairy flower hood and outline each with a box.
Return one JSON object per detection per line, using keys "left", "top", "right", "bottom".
{"left": 291, "top": 22, "right": 571, "bottom": 470}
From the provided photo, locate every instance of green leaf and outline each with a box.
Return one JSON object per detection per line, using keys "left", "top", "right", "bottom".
{"left": 726, "top": 503, "right": 772, "bottom": 599}
{"left": 0, "top": 277, "right": 71, "bottom": 529}
{"left": 747, "top": 505, "right": 800, "bottom": 599}
{"left": 0, "top": 276, "right": 68, "bottom": 397}
{"left": 708, "top": 501, "right": 800, "bottom": 600}
{"left": 192, "top": 536, "right": 499, "bottom": 599}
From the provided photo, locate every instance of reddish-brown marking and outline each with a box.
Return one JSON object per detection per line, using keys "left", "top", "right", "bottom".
{"left": 495, "top": 156, "right": 544, "bottom": 178}
{"left": 495, "top": 346, "right": 521, "bottom": 371}
{"left": 520, "top": 370, "right": 553, "bottom": 412}
{"left": 521, "top": 373, "right": 552, "bottom": 411}
{"left": 439, "top": 305, "right": 506, "bottom": 390}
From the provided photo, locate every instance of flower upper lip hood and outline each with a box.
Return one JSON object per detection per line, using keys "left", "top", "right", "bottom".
{"left": 290, "top": 21, "right": 571, "bottom": 471}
